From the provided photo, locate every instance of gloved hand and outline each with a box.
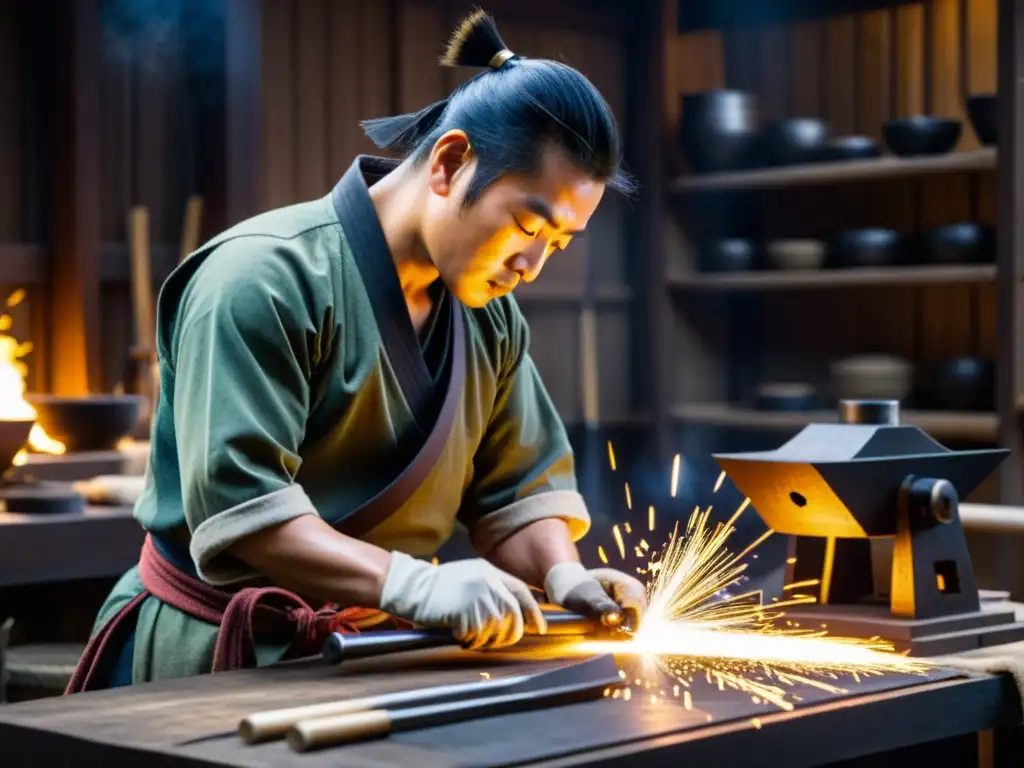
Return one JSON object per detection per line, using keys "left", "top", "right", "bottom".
{"left": 544, "top": 561, "right": 648, "bottom": 629}
{"left": 379, "top": 551, "right": 546, "bottom": 650}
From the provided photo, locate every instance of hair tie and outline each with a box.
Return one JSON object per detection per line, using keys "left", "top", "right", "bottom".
{"left": 488, "top": 49, "right": 515, "bottom": 70}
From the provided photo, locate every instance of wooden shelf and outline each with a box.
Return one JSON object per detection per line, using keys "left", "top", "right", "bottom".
{"left": 0, "top": 244, "right": 47, "bottom": 283}
{"left": 516, "top": 282, "right": 633, "bottom": 304}
{"left": 669, "top": 402, "right": 999, "bottom": 442}
{"left": 668, "top": 148, "right": 996, "bottom": 194}
{"left": 0, "top": 243, "right": 180, "bottom": 285}
{"left": 668, "top": 264, "right": 996, "bottom": 292}
{"left": 562, "top": 413, "right": 652, "bottom": 428}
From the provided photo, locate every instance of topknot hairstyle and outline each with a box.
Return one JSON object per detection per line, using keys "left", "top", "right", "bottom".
{"left": 360, "top": 8, "right": 635, "bottom": 205}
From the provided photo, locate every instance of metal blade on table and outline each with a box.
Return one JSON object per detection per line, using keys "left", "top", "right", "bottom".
{"left": 287, "top": 654, "right": 624, "bottom": 752}
{"left": 241, "top": 653, "right": 621, "bottom": 745}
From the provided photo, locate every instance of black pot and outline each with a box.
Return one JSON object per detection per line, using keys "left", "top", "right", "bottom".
{"left": 698, "top": 238, "right": 759, "bottom": 273}
{"left": 882, "top": 116, "right": 962, "bottom": 157}
{"left": 760, "top": 118, "right": 830, "bottom": 166}
{"left": 918, "top": 222, "right": 995, "bottom": 264}
{"left": 25, "top": 394, "right": 147, "bottom": 453}
{"left": 820, "top": 135, "right": 882, "bottom": 162}
{"left": 966, "top": 94, "right": 997, "bottom": 146}
{"left": 827, "top": 229, "right": 907, "bottom": 269}
{"left": 929, "top": 358, "right": 995, "bottom": 412}
{"left": 679, "top": 90, "right": 759, "bottom": 174}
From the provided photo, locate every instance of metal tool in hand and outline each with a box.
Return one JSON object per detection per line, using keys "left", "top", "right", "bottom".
{"left": 322, "top": 609, "right": 629, "bottom": 665}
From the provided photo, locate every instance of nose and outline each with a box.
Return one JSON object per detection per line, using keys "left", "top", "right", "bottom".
{"left": 509, "top": 239, "right": 549, "bottom": 283}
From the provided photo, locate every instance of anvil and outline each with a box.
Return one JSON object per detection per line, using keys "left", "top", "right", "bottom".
{"left": 713, "top": 399, "right": 1024, "bottom": 655}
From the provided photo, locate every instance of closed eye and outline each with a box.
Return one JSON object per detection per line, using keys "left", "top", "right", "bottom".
{"left": 512, "top": 215, "right": 537, "bottom": 238}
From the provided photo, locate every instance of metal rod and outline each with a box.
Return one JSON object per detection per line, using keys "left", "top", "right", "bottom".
{"left": 960, "top": 503, "right": 1024, "bottom": 534}
{"left": 288, "top": 675, "right": 624, "bottom": 752}
{"left": 321, "top": 610, "right": 622, "bottom": 665}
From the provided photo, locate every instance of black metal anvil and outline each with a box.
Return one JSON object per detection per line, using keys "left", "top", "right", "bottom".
{"left": 712, "top": 400, "right": 1024, "bottom": 655}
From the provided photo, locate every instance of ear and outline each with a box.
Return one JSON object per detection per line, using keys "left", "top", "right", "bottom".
{"left": 427, "top": 130, "right": 473, "bottom": 197}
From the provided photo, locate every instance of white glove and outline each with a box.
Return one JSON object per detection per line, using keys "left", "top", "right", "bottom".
{"left": 544, "top": 561, "right": 648, "bottom": 628}
{"left": 379, "top": 551, "right": 546, "bottom": 650}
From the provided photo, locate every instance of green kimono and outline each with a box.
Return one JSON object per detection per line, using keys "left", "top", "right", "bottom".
{"left": 89, "top": 156, "right": 590, "bottom": 684}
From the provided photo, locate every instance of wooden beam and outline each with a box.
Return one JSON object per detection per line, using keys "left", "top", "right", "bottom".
{"left": 224, "top": 0, "right": 262, "bottom": 226}
{"left": 429, "top": 0, "right": 627, "bottom": 35}
{"left": 49, "top": 0, "right": 102, "bottom": 395}
{"left": 626, "top": 0, "right": 670, "bottom": 458}
{"left": 996, "top": 0, "right": 1024, "bottom": 590}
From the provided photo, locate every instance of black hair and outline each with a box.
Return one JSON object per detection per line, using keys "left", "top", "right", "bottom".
{"left": 360, "top": 8, "right": 636, "bottom": 204}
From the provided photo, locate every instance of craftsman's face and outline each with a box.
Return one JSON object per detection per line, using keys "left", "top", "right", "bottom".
{"left": 421, "top": 131, "right": 606, "bottom": 308}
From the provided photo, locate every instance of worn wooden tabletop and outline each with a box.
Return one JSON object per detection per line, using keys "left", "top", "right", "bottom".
{"left": 0, "top": 642, "right": 1020, "bottom": 768}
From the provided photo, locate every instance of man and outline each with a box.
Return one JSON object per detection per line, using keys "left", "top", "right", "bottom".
{"left": 67, "top": 9, "right": 646, "bottom": 692}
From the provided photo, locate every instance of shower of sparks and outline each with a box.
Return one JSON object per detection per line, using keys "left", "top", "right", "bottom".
{"left": 670, "top": 454, "right": 681, "bottom": 497}
{"left": 607, "top": 441, "right": 617, "bottom": 471}
{"left": 587, "top": 466, "right": 933, "bottom": 715}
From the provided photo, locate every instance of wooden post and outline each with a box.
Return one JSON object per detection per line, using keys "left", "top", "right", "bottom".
{"left": 49, "top": 0, "right": 102, "bottom": 395}
{"left": 224, "top": 0, "right": 263, "bottom": 226}
{"left": 996, "top": 0, "right": 1024, "bottom": 592}
{"left": 627, "top": 0, "right": 670, "bottom": 458}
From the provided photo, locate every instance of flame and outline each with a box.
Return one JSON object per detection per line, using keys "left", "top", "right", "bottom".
{"left": 0, "top": 291, "right": 65, "bottom": 464}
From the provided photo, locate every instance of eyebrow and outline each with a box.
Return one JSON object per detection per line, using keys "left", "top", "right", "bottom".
{"left": 523, "top": 195, "right": 586, "bottom": 236}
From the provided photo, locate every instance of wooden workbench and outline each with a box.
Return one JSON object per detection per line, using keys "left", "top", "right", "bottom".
{"left": 0, "top": 645, "right": 1020, "bottom": 767}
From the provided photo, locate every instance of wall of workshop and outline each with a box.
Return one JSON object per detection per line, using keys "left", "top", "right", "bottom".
{"left": 0, "top": 2, "right": 42, "bottom": 391}
{"left": 0, "top": 0, "right": 640, "bottom": 429}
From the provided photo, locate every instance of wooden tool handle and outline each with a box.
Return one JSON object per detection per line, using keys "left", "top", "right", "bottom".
{"left": 179, "top": 195, "right": 203, "bottom": 262}
{"left": 240, "top": 697, "right": 382, "bottom": 744}
{"left": 287, "top": 709, "right": 391, "bottom": 752}
{"left": 127, "top": 206, "right": 154, "bottom": 349}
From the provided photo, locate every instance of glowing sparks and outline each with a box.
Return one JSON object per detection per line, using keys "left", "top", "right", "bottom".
{"left": 624, "top": 483, "right": 632, "bottom": 510}
{"left": 597, "top": 546, "right": 608, "bottom": 564}
{"left": 648, "top": 505, "right": 655, "bottom": 532}
{"left": 607, "top": 441, "right": 617, "bottom": 471}
{"left": 585, "top": 478, "right": 932, "bottom": 714}
{"left": 713, "top": 470, "right": 726, "bottom": 493}
{"left": 612, "top": 525, "right": 625, "bottom": 560}
{"left": 670, "top": 454, "right": 681, "bottom": 497}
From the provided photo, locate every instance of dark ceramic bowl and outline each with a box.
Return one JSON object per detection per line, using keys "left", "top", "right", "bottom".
{"left": 698, "top": 238, "right": 759, "bottom": 273}
{"left": 828, "top": 228, "right": 907, "bottom": 269}
{"left": 760, "top": 118, "right": 830, "bottom": 166}
{"left": 0, "top": 419, "right": 34, "bottom": 474}
{"left": 966, "top": 94, "right": 997, "bottom": 146}
{"left": 754, "top": 383, "right": 817, "bottom": 412}
{"left": 918, "top": 222, "right": 995, "bottom": 264}
{"left": 680, "top": 90, "right": 759, "bottom": 174}
{"left": 882, "top": 116, "right": 962, "bottom": 157}
{"left": 820, "top": 135, "right": 882, "bottom": 162}
{"left": 929, "top": 358, "right": 995, "bottom": 411}
{"left": 25, "top": 394, "right": 147, "bottom": 453}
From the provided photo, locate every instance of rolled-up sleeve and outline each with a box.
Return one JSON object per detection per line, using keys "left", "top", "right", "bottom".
{"left": 459, "top": 304, "right": 591, "bottom": 554}
{"left": 169, "top": 240, "right": 324, "bottom": 584}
